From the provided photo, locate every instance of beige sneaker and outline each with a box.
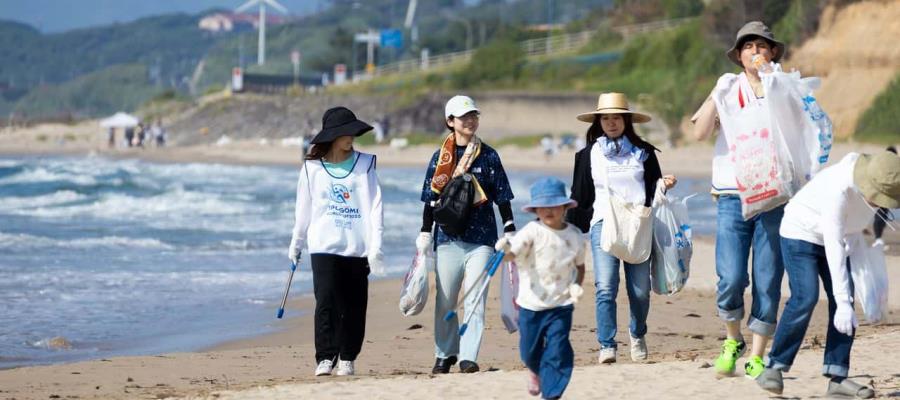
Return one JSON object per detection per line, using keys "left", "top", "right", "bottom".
{"left": 630, "top": 336, "right": 648, "bottom": 361}
{"left": 598, "top": 347, "right": 616, "bottom": 364}
{"left": 335, "top": 359, "right": 354, "bottom": 376}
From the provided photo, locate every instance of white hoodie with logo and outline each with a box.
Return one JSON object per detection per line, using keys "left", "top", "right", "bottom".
{"left": 289, "top": 152, "right": 383, "bottom": 258}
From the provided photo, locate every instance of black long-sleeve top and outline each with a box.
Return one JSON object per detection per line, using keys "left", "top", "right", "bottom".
{"left": 565, "top": 145, "right": 663, "bottom": 233}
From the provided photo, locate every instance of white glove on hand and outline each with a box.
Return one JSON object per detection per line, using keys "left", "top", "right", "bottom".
{"left": 415, "top": 232, "right": 433, "bottom": 255}
{"left": 368, "top": 251, "right": 386, "bottom": 276}
{"left": 495, "top": 236, "right": 511, "bottom": 253}
{"left": 834, "top": 301, "right": 858, "bottom": 336}
{"left": 569, "top": 284, "right": 584, "bottom": 303}
{"left": 287, "top": 239, "right": 301, "bottom": 264}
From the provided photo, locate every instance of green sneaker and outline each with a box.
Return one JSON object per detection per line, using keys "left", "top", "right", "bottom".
{"left": 714, "top": 338, "right": 746, "bottom": 376}
{"left": 744, "top": 355, "right": 765, "bottom": 379}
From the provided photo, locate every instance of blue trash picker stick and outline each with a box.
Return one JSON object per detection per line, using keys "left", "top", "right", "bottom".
{"left": 458, "top": 250, "right": 505, "bottom": 336}
{"left": 443, "top": 251, "right": 500, "bottom": 323}
{"left": 276, "top": 261, "right": 298, "bottom": 319}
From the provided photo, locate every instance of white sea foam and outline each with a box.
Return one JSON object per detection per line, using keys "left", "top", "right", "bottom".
{"left": 0, "top": 232, "right": 175, "bottom": 251}
{"left": 0, "top": 190, "right": 86, "bottom": 210}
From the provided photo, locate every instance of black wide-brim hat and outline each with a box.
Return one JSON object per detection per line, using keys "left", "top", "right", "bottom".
{"left": 310, "top": 106, "right": 373, "bottom": 144}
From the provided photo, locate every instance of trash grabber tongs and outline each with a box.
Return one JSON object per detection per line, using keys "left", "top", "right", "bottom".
{"left": 276, "top": 261, "right": 298, "bottom": 319}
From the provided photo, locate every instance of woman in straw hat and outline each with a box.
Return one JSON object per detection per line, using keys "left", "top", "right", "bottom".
{"left": 690, "top": 21, "right": 788, "bottom": 379}
{"left": 287, "top": 106, "right": 385, "bottom": 377}
{"left": 755, "top": 151, "right": 900, "bottom": 399}
{"left": 567, "top": 92, "right": 676, "bottom": 364}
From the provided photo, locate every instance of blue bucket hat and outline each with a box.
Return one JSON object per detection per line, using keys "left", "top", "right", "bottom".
{"left": 522, "top": 177, "right": 578, "bottom": 213}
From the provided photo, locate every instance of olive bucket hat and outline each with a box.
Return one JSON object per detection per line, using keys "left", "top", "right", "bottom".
{"left": 726, "top": 21, "right": 786, "bottom": 67}
{"left": 854, "top": 152, "right": 900, "bottom": 209}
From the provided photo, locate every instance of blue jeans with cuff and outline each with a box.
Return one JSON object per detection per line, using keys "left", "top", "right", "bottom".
{"left": 519, "top": 305, "right": 574, "bottom": 400}
{"left": 590, "top": 220, "right": 651, "bottom": 349}
{"left": 714, "top": 194, "right": 784, "bottom": 336}
{"left": 767, "top": 237, "right": 855, "bottom": 378}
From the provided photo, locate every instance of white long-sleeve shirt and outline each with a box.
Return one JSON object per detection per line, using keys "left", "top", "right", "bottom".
{"left": 290, "top": 152, "right": 383, "bottom": 258}
{"left": 780, "top": 153, "right": 876, "bottom": 303}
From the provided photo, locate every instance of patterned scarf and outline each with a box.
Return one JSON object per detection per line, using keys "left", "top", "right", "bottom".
{"left": 598, "top": 135, "right": 649, "bottom": 162}
{"left": 430, "top": 133, "right": 488, "bottom": 206}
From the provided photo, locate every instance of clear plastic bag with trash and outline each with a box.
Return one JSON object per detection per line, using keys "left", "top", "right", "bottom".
{"left": 399, "top": 250, "right": 432, "bottom": 316}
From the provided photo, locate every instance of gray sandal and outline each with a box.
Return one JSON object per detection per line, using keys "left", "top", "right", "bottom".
{"left": 826, "top": 379, "right": 875, "bottom": 399}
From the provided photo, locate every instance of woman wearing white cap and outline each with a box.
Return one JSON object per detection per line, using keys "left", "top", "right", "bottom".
{"left": 567, "top": 92, "right": 676, "bottom": 364}
{"left": 756, "top": 151, "right": 900, "bottom": 399}
{"left": 416, "top": 95, "right": 516, "bottom": 374}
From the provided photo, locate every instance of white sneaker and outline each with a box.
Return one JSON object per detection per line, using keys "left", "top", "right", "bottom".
{"left": 315, "top": 359, "right": 334, "bottom": 376}
{"left": 630, "top": 336, "right": 648, "bottom": 361}
{"left": 598, "top": 347, "right": 616, "bottom": 364}
{"left": 335, "top": 359, "right": 354, "bottom": 376}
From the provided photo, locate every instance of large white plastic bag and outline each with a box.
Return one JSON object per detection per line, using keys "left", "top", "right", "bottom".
{"left": 399, "top": 250, "right": 432, "bottom": 316}
{"left": 713, "top": 74, "right": 793, "bottom": 220}
{"left": 500, "top": 261, "right": 519, "bottom": 333}
{"left": 650, "top": 184, "right": 693, "bottom": 295}
{"left": 763, "top": 70, "right": 833, "bottom": 191}
{"left": 848, "top": 234, "right": 889, "bottom": 323}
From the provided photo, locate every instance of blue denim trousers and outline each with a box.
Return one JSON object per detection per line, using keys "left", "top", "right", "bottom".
{"left": 590, "top": 220, "right": 651, "bottom": 349}
{"left": 434, "top": 241, "right": 494, "bottom": 362}
{"left": 767, "top": 237, "right": 855, "bottom": 378}
{"left": 519, "top": 305, "right": 574, "bottom": 400}
{"left": 714, "top": 195, "right": 785, "bottom": 336}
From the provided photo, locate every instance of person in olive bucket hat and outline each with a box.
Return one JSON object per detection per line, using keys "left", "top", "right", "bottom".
{"left": 755, "top": 150, "right": 899, "bottom": 399}
{"left": 689, "top": 21, "right": 795, "bottom": 380}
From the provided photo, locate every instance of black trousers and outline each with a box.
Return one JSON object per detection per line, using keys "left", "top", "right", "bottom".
{"left": 311, "top": 253, "right": 369, "bottom": 363}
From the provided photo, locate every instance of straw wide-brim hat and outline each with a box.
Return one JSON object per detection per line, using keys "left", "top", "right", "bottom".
{"left": 576, "top": 92, "right": 651, "bottom": 123}
{"left": 726, "top": 21, "right": 786, "bottom": 67}
{"left": 853, "top": 152, "right": 900, "bottom": 209}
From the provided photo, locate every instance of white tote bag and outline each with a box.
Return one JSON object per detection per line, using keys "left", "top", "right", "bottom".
{"left": 599, "top": 160, "right": 653, "bottom": 264}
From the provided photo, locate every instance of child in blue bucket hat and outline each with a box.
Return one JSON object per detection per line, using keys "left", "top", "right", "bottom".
{"left": 495, "top": 177, "right": 586, "bottom": 399}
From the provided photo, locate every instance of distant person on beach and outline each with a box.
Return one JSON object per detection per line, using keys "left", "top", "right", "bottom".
{"left": 124, "top": 126, "right": 135, "bottom": 148}
{"left": 567, "top": 92, "right": 676, "bottom": 364}
{"left": 755, "top": 151, "right": 900, "bottom": 398}
{"left": 107, "top": 127, "right": 115, "bottom": 148}
{"left": 151, "top": 119, "right": 166, "bottom": 147}
{"left": 416, "top": 95, "right": 516, "bottom": 374}
{"left": 287, "top": 106, "right": 385, "bottom": 377}
{"left": 541, "top": 134, "right": 555, "bottom": 161}
{"left": 494, "top": 177, "right": 585, "bottom": 399}
{"left": 873, "top": 146, "right": 897, "bottom": 249}
{"left": 135, "top": 123, "right": 145, "bottom": 148}
{"left": 691, "top": 21, "right": 789, "bottom": 379}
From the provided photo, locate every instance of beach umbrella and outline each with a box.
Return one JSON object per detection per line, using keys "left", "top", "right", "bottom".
{"left": 99, "top": 112, "right": 139, "bottom": 128}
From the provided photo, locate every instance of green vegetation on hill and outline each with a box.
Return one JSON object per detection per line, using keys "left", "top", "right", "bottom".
{"left": 855, "top": 73, "right": 900, "bottom": 144}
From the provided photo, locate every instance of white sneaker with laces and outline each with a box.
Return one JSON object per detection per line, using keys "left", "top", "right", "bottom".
{"left": 630, "top": 336, "right": 648, "bottom": 361}
{"left": 335, "top": 359, "right": 355, "bottom": 376}
{"left": 315, "top": 359, "right": 334, "bottom": 376}
{"left": 598, "top": 347, "right": 616, "bottom": 364}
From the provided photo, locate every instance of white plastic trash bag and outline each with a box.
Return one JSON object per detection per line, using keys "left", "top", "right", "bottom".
{"left": 650, "top": 182, "right": 693, "bottom": 295}
{"left": 713, "top": 73, "right": 794, "bottom": 220}
{"left": 399, "top": 250, "right": 432, "bottom": 316}
{"left": 500, "top": 261, "right": 519, "bottom": 333}
{"left": 848, "top": 234, "right": 889, "bottom": 323}
{"left": 763, "top": 70, "right": 833, "bottom": 191}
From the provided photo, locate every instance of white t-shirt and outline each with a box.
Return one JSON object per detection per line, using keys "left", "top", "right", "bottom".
{"left": 509, "top": 221, "right": 585, "bottom": 311}
{"left": 589, "top": 141, "right": 646, "bottom": 228}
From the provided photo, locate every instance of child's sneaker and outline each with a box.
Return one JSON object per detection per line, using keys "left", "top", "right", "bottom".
{"left": 744, "top": 355, "right": 765, "bottom": 379}
{"left": 335, "top": 359, "right": 354, "bottom": 376}
{"left": 314, "top": 359, "right": 334, "bottom": 376}
{"left": 714, "top": 338, "right": 746, "bottom": 376}
{"left": 630, "top": 336, "right": 648, "bottom": 361}
{"left": 598, "top": 347, "right": 616, "bottom": 364}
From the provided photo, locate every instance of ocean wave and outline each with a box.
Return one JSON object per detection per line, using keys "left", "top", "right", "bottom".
{"left": 0, "top": 232, "right": 175, "bottom": 251}
{"left": 0, "top": 190, "right": 87, "bottom": 210}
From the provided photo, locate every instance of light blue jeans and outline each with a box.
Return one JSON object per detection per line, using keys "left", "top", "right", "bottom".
{"left": 714, "top": 195, "right": 785, "bottom": 336}
{"left": 590, "top": 220, "right": 651, "bottom": 349}
{"left": 434, "top": 241, "right": 494, "bottom": 362}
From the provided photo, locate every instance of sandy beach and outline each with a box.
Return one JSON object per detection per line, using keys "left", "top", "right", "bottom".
{"left": 1, "top": 124, "right": 898, "bottom": 399}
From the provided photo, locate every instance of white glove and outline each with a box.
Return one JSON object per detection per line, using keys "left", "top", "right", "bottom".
{"left": 287, "top": 239, "right": 302, "bottom": 264}
{"left": 368, "top": 251, "right": 386, "bottom": 276}
{"left": 834, "top": 301, "right": 858, "bottom": 336}
{"left": 415, "top": 232, "right": 433, "bottom": 255}
{"left": 569, "top": 284, "right": 584, "bottom": 303}
{"left": 495, "top": 234, "right": 513, "bottom": 253}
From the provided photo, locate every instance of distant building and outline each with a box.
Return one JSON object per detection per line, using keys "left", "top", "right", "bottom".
{"left": 198, "top": 12, "right": 287, "bottom": 33}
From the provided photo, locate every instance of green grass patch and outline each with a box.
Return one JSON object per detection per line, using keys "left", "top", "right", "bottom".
{"left": 855, "top": 73, "right": 900, "bottom": 144}
{"left": 493, "top": 134, "right": 546, "bottom": 148}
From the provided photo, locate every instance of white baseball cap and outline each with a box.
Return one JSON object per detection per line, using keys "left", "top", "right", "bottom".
{"left": 444, "top": 95, "right": 479, "bottom": 118}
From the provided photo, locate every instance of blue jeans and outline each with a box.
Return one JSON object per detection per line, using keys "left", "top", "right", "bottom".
{"left": 590, "top": 220, "right": 651, "bottom": 349}
{"left": 715, "top": 195, "right": 785, "bottom": 336}
{"left": 433, "top": 241, "right": 494, "bottom": 362}
{"left": 519, "top": 305, "right": 574, "bottom": 400}
{"left": 767, "top": 238, "right": 855, "bottom": 378}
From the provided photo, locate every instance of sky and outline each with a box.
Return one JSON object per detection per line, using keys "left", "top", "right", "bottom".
{"left": 0, "top": 0, "right": 322, "bottom": 33}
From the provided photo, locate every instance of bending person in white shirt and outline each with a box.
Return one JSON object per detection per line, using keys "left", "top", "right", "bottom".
{"left": 755, "top": 151, "right": 900, "bottom": 399}
{"left": 288, "top": 106, "right": 384, "bottom": 378}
